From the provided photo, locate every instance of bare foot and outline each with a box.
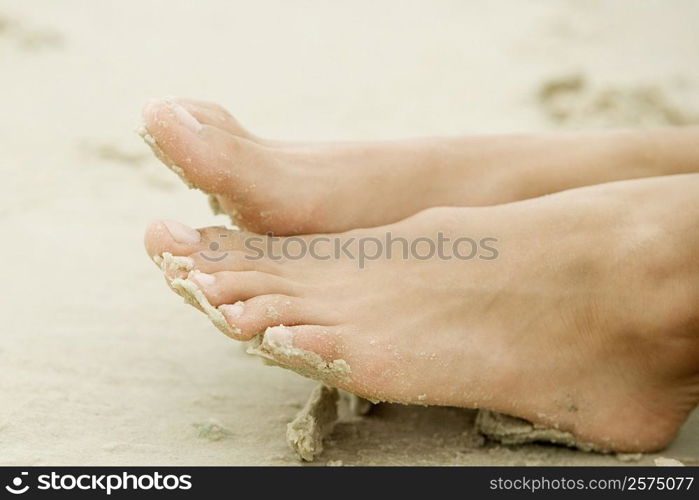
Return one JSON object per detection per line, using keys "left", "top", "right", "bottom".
{"left": 141, "top": 98, "right": 699, "bottom": 235}
{"left": 144, "top": 175, "right": 699, "bottom": 452}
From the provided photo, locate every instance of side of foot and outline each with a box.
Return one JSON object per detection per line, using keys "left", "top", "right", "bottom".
{"left": 141, "top": 98, "right": 510, "bottom": 235}
{"left": 141, "top": 98, "right": 699, "bottom": 236}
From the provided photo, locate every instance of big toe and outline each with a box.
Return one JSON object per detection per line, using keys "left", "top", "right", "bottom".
{"left": 163, "top": 97, "right": 255, "bottom": 139}
{"left": 144, "top": 219, "right": 261, "bottom": 261}
{"left": 144, "top": 219, "right": 202, "bottom": 260}
{"left": 141, "top": 98, "right": 264, "bottom": 197}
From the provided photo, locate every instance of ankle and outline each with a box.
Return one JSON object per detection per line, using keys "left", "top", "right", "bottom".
{"left": 492, "top": 131, "right": 643, "bottom": 202}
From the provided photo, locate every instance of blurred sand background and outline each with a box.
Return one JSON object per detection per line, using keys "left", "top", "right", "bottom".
{"left": 1, "top": 0, "right": 698, "bottom": 465}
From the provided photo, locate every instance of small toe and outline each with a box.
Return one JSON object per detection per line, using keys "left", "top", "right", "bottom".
{"left": 220, "top": 295, "right": 336, "bottom": 340}
{"left": 189, "top": 250, "right": 282, "bottom": 276}
{"left": 189, "top": 270, "right": 299, "bottom": 306}
{"left": 260, "top": 325, "right": 343, "bottom": 365}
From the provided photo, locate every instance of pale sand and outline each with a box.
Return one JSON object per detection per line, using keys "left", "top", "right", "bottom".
{"left": 1, "top": 0, "right": 697, "bottom": 465}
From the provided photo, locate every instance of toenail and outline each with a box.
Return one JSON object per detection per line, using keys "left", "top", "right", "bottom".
{"left": 162, "top": 220, "right": 201, "bottom": 244}
{"left": 191, "top": 271, "right": 216, "bottom": 288}
{"left": 167, "top": 100, "right": 202, "bottom": 133}
{"left": 264, "top": 326, "right": 293, "bottom": 347}
{"left": 220, "top": 301, "right": 245, "bottom": 319}
{"left": 143, "top": 98, "right": 160, "bottom": 116}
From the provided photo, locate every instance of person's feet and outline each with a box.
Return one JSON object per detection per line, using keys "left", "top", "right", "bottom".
{"left": 144, "top": 175, "right": 699, "bottom": 452}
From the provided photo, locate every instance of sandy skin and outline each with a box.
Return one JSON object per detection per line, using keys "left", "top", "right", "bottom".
{"left": 144, "top": 172, "right": 699, "bottom": 453}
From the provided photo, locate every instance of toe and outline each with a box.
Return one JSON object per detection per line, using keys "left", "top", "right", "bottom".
{"left": 144, "top": 219, "right": 202, "bottom": 261}
{"left": 167, "top": 97, "right": 255, "bottom": 139}
{"left": 188, "top": 250, "right": 282, "bottom": 276}
{"left": 220, "top": 295, "right": 337, "bottom": 340}
{"left": 145, "top": 220, "right": 291, "bottom": 282}
{"left": 189, "top": 270, "right": 299, "bottom": 306}
{"left": 195, "top": 226, "right": 256, "bottom": 253}
{"left": 145, "top": 221, "right": 255, "bottom": 261}
{"left": 257, "top": 325, "right": 343, "bottom": 367}
{"left": 142, "top": 98, "right": 268, "bottom": 196}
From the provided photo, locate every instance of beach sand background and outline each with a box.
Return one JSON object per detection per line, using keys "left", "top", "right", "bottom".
{"left": 1, "top": 0, "right": 697, "bottom": 465}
